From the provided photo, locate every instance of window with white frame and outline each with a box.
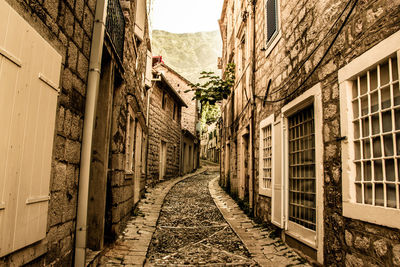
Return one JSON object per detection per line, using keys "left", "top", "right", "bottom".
{"left": 339, "top": 30, "right": 400, "bottom": 229}
{"left": 259, "top": 114, "right": 274, "bottom": 196}
{"left": 264, "top": 0, "right": 281, "bottom": 56}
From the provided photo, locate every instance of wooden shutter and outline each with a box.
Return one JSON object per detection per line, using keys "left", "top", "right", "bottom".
{"left": 134, "top": 0, "right": 146, "bottom": 40}
{"left": 266, "top": 0, "right": 277, "bottom": 41}
{"left": 271, "top": 119, "right": 284, "bottom": 228}
{"left": 134, "top": 123, "right": 143, "bottom": 203}
{"left": 145, "top": 50, "right": 152, "bottom": 87}
{"left": 0, "top": 0, "right": 61, "bottom": 257}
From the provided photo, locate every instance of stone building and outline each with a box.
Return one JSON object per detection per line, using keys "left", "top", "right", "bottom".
{"left": 147, "top": 71, "right": 187, "bottom": 184}
{"left": 153, "top": 62, "right": 200, "bottom": 174}
{"left": 0, "top": 0, "right": 151, "bottom": 265}
{"left": 200, "top": 121, "right": 221, "bottom": 163}
{"left": 219, "top": 0, "right": 400, "bottom": 265}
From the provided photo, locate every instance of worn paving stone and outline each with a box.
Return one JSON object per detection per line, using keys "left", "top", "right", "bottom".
{"left": 97, "top": 163, "right": 309, "bottom": 267}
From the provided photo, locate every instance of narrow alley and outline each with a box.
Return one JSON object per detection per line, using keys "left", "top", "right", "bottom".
{"left": 95, "top": 163, "right": 309, "bottom": 266}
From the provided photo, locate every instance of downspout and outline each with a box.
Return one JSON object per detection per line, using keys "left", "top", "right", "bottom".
{"left": 250, "top": 0, "right": 257, "bottom": 216}
{"left": 74, "top": 0, "right": 108, "bottom": 266}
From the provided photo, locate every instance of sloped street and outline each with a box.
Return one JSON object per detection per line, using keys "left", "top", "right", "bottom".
{"left": 97, "top": 164, "right": 309, "bottom": 266}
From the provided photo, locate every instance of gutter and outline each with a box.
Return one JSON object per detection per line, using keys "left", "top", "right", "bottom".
{"left": 74, "top": 0, "right": 108, "bottom": 266}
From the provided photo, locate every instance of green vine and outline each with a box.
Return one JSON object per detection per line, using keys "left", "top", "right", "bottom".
{"left": 186, "top": 63, "right": 235, "bottom": 106}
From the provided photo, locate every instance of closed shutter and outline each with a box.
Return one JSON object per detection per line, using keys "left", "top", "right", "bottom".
{"left": 134, "top": 0, "right": 146, "bottom": 40}
{"left": 266, "top": 0, "right": 277, "bottom": 42}
{"left": 145, "top": 50, "right": 152, "bottom": 87}
{"left": 271, "top": 119, "right": 284, "bottom": 228}
{"left": 0, "top": 0, "right": 61, "bottom": 257}
{"left": 134, "top": 123, "right": 143, "bottom": 203}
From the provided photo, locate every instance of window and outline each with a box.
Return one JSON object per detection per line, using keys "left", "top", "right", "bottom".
{"left": 280, "top": 83, "right": 323, "bottom": 259}
{"left": 339, "top": 31, "right": 400, "bottom": 228}
{"left": 173, "top": 103, "right": 177, "bottom": 120}
{"left": 259, "top": 114, "right": 274, "bottom": 196}
{"left": 264, "top": 0, "right": 281, "bottom": 56}
{"left": 288, "top": 105, "right": 316, "bottom": 231}
{"left": 162, "top": 91, "right": 166, "bottom": 110}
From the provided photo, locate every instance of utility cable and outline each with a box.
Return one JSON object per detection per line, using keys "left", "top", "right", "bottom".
{"left": 264, "top": 0, "right": 358, "bottom": 103}
{"left": 258, "top": 0, "right": 358, "bottom": 103}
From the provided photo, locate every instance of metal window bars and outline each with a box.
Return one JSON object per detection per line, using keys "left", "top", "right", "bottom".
{"left": 262, "top": 125, "right": 272, "bottom": 189}
{"left": 352, "top": 55, "right": 400, "bottom": 209}
{"left": 288, "top": 105, "right": 316, "bottom": 231}
{"left": 106, "top": 0, "right": 125, "bottom": 61}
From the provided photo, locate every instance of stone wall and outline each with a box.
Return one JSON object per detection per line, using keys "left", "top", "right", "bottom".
{"left": 154, "top": 63, "right": 198, "bottom": 136}
{"left": 0, "top": 0, "right": 95, "bottom": 265}
{"left": 220, "top": 0, "right": 400, "bottom": 265}
{"left": 108, "top": 0, "right": 150, "bottom": 239}
{"left": 147, "top": 81, "right": 182, "bottom": 185}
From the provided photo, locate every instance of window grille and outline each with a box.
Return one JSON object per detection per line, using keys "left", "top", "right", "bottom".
{"left": 288, "top": 105, "right": 316, "bottom": 230}
{"left": 262, "top": 125, "right": 272, "bottom": 189}
{"left": 105, "top": 0, "right": 125, "bottom": 60}
{"left": 351, "top": 55, "right": 400, "bottom": 209}
{"left": 266, "top": 0, "right": 277, "bottom": 42}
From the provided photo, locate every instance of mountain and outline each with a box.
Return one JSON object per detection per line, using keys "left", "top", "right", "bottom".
{"left": 151, "top": 30, "right": 222, "bottom": 84}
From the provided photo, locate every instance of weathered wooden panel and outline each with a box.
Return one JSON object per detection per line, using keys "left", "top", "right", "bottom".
{"left": 0, "top": 0, "right": 61, "bottom": 257}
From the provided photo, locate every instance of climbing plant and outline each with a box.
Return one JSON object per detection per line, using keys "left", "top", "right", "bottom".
{"left": 186, "top": 63, "right": 235, "bottom": 106}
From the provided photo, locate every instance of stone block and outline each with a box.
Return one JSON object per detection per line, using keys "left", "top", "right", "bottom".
{"left": 345, "top": 254, "right": 364, "bottom": 267}
{"left": 65, "top": 139, "right": 81, "bottom": 164}
{"left": 393, "top": 244, "right": 400, "bottom": 266}
{"left": 83, "top": 7, "right": 94, "bottom": 36}
{"left": 64, "top": 6, "right": 75, "bottom": 38}
{"left": 43, "top": 0, "right": 59, "bottom": 20}
{"left": 373, "top": 239, "right": 387, "bottom": 257}
{"left": 67, "top": 42, "right": 78, "bottom": 71}
{"left": 54, "top": 135, "right": 66, "bottom": 160}
{"left": 52, "top": 162, "right": 67, "bottom": 191}
{"left": 354, "top": 235, "right": 370, "bottom": 250}
{"left": 77, "top": 52, "right": 89, "bottom": 81}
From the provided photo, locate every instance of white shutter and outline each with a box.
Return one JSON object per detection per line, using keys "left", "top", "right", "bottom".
{"left": 134, "top": 0, "right": 146, "bottom": 40}
{"left": 134, "top": 123, "right": 143, "bottom": 204}
{"left": 271, "top": 119, "right": 284, "bottom": 228}
{"left": 145, "top": 50, "right": 152, "bottom": 87}
{"left": 0, "top": 0, "right": 61, "bottom": 257}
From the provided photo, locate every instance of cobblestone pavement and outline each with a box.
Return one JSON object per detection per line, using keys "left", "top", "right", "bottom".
{"left": 146, "top": 171, "right": 257, "bottom": 266}
{"left": 97, "top": 164, "right": 309, "bottom": 267}
{"left": 209, "top": 177, "right": 310, "bottom": 267}
{"left": 97, "top": 169, "right": 208, "bottom": 267}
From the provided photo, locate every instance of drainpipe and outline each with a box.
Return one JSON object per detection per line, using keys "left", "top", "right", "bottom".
{"left": 74, "top": 0, "right": 108, "bottom": 266}
{"left": 250, "top": 0, "right": 257, "bottom": 216}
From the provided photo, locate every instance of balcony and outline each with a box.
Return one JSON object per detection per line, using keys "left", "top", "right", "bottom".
{"left": 106, "top": 0, "right": 125, "bottom": 61}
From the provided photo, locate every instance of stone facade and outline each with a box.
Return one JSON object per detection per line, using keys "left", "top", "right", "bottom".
{"left": 0, "top": 0, "right": 151, "bottom": 265}
{"left": 153, "top": 63, "right": 200, "bottom": 173}
{"left": 219, "top": 0, "right": 400, "bottom": 265}
{"left": 147, "top": 74, "right": 186, "bottom": 185}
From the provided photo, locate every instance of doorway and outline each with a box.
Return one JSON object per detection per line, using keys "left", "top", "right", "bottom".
{"left": 87, "top": 50, "right": 115, "bottom": 250}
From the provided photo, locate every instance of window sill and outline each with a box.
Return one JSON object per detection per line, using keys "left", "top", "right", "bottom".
{"left": 265, "top": 31, "right": 282, "bottom": 58}
{"left": 343, "top": 202, "right": 400, "bottom": 229}
{"left": 259, "top": 188, "right": 272, "bottom": 197}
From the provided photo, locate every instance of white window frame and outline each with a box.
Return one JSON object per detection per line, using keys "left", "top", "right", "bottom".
{"left": 259, "top": 114, "right": 274, "bottom": 197}
{"left": 339, "top": 30, "right": 400, "bottom": 229}
{"left": 264, "top": 0, "right": 281, "bottom": 57}
{"left": 281, "top": 83, "right": 324, "bottom": 264}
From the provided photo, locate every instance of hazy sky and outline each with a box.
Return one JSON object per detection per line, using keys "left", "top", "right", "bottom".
{"left": 150, "top": 0, "right": 224, "bottom": 33}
